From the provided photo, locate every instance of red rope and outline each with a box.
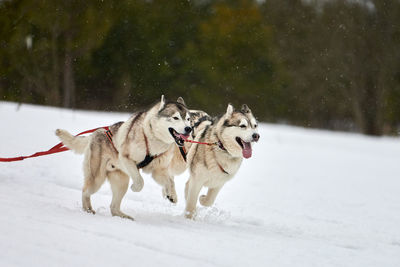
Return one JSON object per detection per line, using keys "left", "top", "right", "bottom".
{"left": 184, "top": 139, "right": 217, "bottom": 146}
{"left": 0, "top": 126, "right": 109, "bottom": 162}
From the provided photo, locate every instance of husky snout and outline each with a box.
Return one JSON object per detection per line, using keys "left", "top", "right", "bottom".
{"left": 184, "top": 126, "right": 192, "bottom": 134}
{"left": 252, "top": 133, "right": 260, "bottom": 142}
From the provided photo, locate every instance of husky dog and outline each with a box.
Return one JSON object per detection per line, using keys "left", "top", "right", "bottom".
{"left": 184, "top": 104, "right": 259, "bottom": 219}
{"left": 56, "top": 96, "right": 192, "bottom": 220}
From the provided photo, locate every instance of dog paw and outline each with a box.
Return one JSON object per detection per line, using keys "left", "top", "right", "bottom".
{"left": 55, "top": 129, "right": 66, "bottom": 137}
{"left": 199, "top": 195, "right": 211, "bottom": 207}
{"left": 111, "top": 210, "right": 135, "bottom": 221}
{"left": 163, "top": 187, "right": 177, "bottom": 203}
{"left": 122, "top": 214, "right": 135, "bottom": 221}
{"left": 130, "top": 176, "right": 144, "bottom": 192}
{"left": 166, "top": 195, "right": 177, "bottom": 204}
{"left": 84, "top": 208, "right": 96, "bottom": 214}
{"left": 184, "top": 210, "right": 196, "bottom": 220}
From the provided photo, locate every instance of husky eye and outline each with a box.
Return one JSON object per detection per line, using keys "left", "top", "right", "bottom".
{"left": 254, "top": 124, "right": 258, "bottom": 128}
{"left": 173, "top": 116, "right": 179, "bottom": 120}
{"left": 240, "top": 125, "right": 246, "bottom": 128}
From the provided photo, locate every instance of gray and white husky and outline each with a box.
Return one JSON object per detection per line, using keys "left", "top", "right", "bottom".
{"left": 56, "top": 96, "right": 192, "bottom": 220}
{"left": 184, "top": 104, "right": 259, "bottom": 219}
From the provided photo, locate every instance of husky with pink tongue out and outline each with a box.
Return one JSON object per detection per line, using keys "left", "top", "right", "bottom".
{"left": 184, "top": 103, "right": 259, "bottom": 219}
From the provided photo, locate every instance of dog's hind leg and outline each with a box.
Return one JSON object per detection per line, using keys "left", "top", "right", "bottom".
{"left": 82, "top": 174, "right": 106, "bottom": 214}
{"left": 199, "top": 186, "right": 222, "bottom": 207}
{"left": 107, "top": 170, "right": 133, "bottom": 220}
{"left": 184, "top": 177, "right": 203, "bottom": 219}
{"left": 152, "top": 168, "right": 177, "bottom": 203}
{"left": 82, "top": 144, "right": 107, "bottom": 214}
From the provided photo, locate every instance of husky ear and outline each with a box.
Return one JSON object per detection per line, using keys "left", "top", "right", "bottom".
{"left": 177, "top": 97, "right": 186, "bottom": 107}
{"left": 241, "top": 104, "right": 251, "bottom": 113}
{"left": 226, "top": 104, "right": 234, "bottom": 117}
{"left": 159, "top": 95, "right": 165, "bottom": 111}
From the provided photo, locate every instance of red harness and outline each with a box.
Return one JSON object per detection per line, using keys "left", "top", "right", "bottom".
{"left": 105, "top": 129, "right": 118, "bottom": 153}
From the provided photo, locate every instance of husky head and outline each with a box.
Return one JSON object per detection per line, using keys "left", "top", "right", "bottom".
{"left": 219, "top": 104, "right": 259, "bottom": 159}
{"left": 188, "top": 110, "right": 208, "bottom": 126}
{"left": 153, "top": 95, "right": 192, "bottom": 146}
{"left": 188, "top": 109, "right": 212, "bottom": 139}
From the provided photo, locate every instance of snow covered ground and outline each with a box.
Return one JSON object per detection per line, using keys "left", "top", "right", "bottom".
{"left": 0, "top": 101, "right": 399, "bottom": 267}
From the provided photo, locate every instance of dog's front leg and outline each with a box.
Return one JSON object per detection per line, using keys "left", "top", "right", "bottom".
{"left": 152, "top": 169, "right": 177, "bottom": 203}
{"left": 119, "top": 155, "right": 144, "bottom": 192}
{"left": 199, "top": 185, "right": 223, "bottom": 207}
{"left": 184, "top": 178, "right": 203, "bottom": 219}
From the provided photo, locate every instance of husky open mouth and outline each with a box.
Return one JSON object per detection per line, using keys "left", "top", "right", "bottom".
{"left": 235, "top": 137, "right": 252, "bottom": 159}
{"left": 169, "top": 128, "right": 189, "bottom": 147}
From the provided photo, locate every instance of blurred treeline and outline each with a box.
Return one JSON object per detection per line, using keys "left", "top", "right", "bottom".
{"left": 1, "top": 0, "right": 399, "bottom": 136}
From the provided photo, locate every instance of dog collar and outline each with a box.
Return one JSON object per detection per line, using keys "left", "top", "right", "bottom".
{"left": 217, "top": 140, "right": 226, "bottom": 151}
{"left": 179, "top": 146, "right": 187, "bottom": 162}
{"left": 217, "top": 162, "right": 229, "bottom": 175}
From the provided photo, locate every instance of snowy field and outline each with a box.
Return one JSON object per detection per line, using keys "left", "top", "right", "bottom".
{"left": 0, "top": 101, "right": 399, "bottom": 267}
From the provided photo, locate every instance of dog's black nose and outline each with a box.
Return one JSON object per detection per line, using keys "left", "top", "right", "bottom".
{"left": 252, "top": 133, "right": 260, "bottom": 142}
{"left": 185, "top": 127, "right": 192, "bottom": 133}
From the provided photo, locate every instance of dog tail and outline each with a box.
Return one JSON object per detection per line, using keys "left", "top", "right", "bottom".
{"left": 55, "top": 129, "right": 90, "bottom": 154}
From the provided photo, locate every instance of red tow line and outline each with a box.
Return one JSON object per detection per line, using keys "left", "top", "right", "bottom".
{"left": 0, "top": 126, "right": 220, "bottom": 163}
{"left": 184, "top": 139, "right": 218, "bottom": 146}
{"left": 0, "top": 126, "right": 109, "bottom": 162}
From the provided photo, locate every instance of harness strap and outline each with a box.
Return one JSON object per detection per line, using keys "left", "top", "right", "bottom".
{"left": 136, "top": 155, "right": 155, "bottom": 169}
{"left": 179, "top": 146, "right": 187, "bottom": 162}
{"left": 105, "top": 129, "right": 118, "bottom": 153}
{"left": 217, "top": 162, "right": 229, "bottom": 175}
{"left": 104, "top": 127, "right": 157, "bottom": 169}
{"left": 217, "top": 140, "right": 226, "bottom": 151}
{"left": 136, "top": 131, "right": 162, "bottom": 169}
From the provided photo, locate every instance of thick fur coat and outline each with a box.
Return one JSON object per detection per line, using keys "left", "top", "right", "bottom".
{"left": 56, "top": 96, "right": 192, "bottom": 220}
{"left": 184, "top": 104, "right": 259, "bottom": 219}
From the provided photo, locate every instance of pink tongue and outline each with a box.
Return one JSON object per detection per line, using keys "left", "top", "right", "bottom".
{"left": 178, "top": 134, "right": 189, "bottom": 140}
{"left": 242, "top": 141, "right": 252, "bottom": 159}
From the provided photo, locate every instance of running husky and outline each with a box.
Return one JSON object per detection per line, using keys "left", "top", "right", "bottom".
{"left": 56, "top": 96, "right": 192, "bottom": 220}
{"left": 184, "top": 104, "right": 259, "bottom": 219}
